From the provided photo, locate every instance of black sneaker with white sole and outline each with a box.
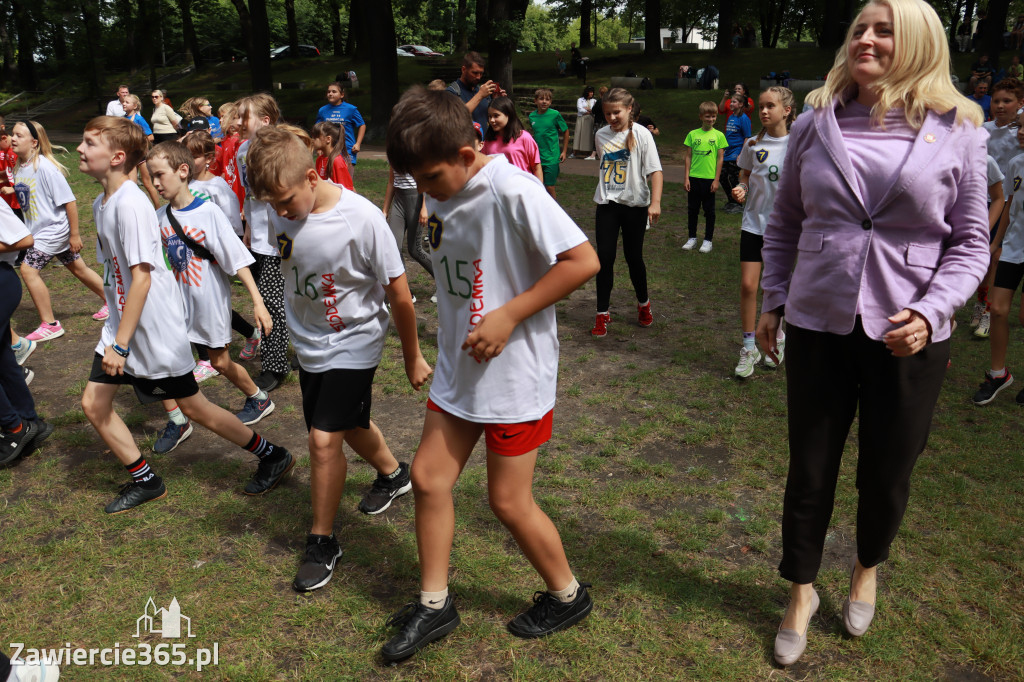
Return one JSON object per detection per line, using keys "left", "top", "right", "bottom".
{"left": 381, "top": 595, "right": 461, "bottom": 663}
{"left": 292, "top": 534, "right": 344, "bottom": 592}
{"left": 0, "top": 420, "right": 40, "bottom": 467}
{"left": 243, "top": 449, "right": 294, "bottom": 495}
{"left": 22, "top": 419, "right": 54, "bottom": 457}
{"left": 506, "top": 582, "right": 593, "bottom": 638}
{"left": 972, "top": 370, "right": 1014, "bottom": 405}
{"left": 358, "top": 462, "right": 412, "bottom": 515}
{"left": 104, "top": 479, "right": 168, "bottom": 514}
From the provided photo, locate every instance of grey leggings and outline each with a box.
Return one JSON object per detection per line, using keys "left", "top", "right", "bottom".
{"left": 387, "top": 187, "right": 434, "bottom": 277}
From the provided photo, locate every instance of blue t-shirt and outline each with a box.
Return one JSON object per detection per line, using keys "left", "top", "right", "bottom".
{"left": 447, "top": 79, "right": 491, "bottom": 129}
{"left": 128, "top": 113, "right": 153, "bottom": 137}
{"left": 724, "top": 113, "right": 751, "bottom": 161}
{"left": 970, "top": 94, "right": 992, "bottom": 121}
{"left": 315, "top": 102, "right": 366, "bottom": 164}
{"left": 208, "top": 116, "right": 222, "bottom": 139}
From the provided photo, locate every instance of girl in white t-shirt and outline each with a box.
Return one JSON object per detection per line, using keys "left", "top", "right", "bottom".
{"left": 8, "top": 121, "right": 107, "bottom": 342}
{"left": 591, "top": 88, "right": 663, "bottom": 337}
{"left": 731, "top": 86, "right": 795, "bottom": 377}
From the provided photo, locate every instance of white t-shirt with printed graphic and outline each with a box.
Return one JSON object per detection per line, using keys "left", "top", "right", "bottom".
{"left": 190, "top": 177, "right": 244, "bottom": 237}
{"left": 0, "top": 200, "right": 30, "bottom": 266}
{"left": 737, "top": 133, "right": 790, "bottom": 236}
{"left": 426, "top": 155, "right": 588, "bottom": 423}
{"left": 1000, "top": 154, "right": 1024, "bottom": 264}
{"left": 93, "top": 182, "right": 195, "bottom": 379}
{"left": 593, "top": 123, "right": 662, "bottom": 207}
{"left": 236, "top": 139, "right": 277, "bottom": 256}
{"left": 14, "top": 157, "right": 76, "bottom": 255}
{"left": 157, "top": 198, "right": 255, "bottom": 348}
{"left": 984, "top": 120, "right": 1020, "bottom": 198}
{"left": 269, "top": 186, "right": 404, "bottom": 372}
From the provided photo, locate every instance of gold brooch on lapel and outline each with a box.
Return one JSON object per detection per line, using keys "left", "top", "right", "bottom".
{"left": 924, "top": 133, "right": 936, "bottom": 143}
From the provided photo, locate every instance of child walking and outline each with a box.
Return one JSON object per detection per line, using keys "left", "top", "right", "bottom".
{"left": 310, "top": 121, "right": 354, "bottom": 190}
{"left": 731, "top": 86, "right": 795, "bottom": 377}
{"left": 10, "top": 120, "right": 108, "bottom": 340}
{"left": 683, "top": 102, "right": 728, "bottom": 253}
{"left": 76, "top": 116, "right": 293, "bottom": 514}
{"left": 314, "top": 82, "right": 366, "bottom": 170}
{"left": 380, "top": 88, "right": 600, "bottom": 662}
{"left": 590, "top": 88, "right": 664, "bottom": 337}
{"left": 482, "top": 96, "right": 543, "bottom": 182}
{"left": 246, "top": 127, "right": 430, "bottom": 591}
{"left": 236, "top": 94, "right": 291, "bottom": 391}
{"left": 528, "top": 88, "right": 569, "bottom": 200}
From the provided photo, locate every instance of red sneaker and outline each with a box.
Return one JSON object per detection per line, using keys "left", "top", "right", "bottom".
{"left": 591, "top": 312, "right": 610, "bottom": 337}
{"left": 638, "top": 301, "right": 653, "bottom": 327}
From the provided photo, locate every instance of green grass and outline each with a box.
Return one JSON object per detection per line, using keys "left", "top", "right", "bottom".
{"left": 0, "top": 153, "right": 1022, "bottom": 680}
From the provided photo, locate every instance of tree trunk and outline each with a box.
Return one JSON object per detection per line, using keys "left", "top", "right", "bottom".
{"left": 963, "top": 0, "right": 976, "bottom": 48}
{"left": 579, "top": 0, "right": 592, "bottom": 48}
{"left": 820, "top": 0, "right": 855, "bottom": 50}
{"left": 79, "top": 0, "right": 103, "bottom": 98}
{"left": 345, "top": 0, "right": 355, "bottom": 54}
{"left": 13, "top": 0, "right": 36, "bottom": 89}
{"left": 178, "top": 0, "right": 205, "bottom": 72}
{"left": 230, "top": 0, "right": 256, "bottom": 71}
{"left": 115, "top": 0, "right": 137, "bottom": 69}
{"left": 329, "top": 0, "right": 344, "bottom": 55}
{"left": 474, "top": 0, "right": 489, "bottom": 48}
{"left": 349, "top": 0, "right": 370, "bottom": 61}
{"left": 486, "top": 0, "right": 527, "bottom": 91}
{"left": 0, "top": 15, "right": 14, "bottom": 85}
{"left": 285, "top": 0, "right": 299, "bottom": 53}
{"left": 365, "top": 0, "right": 398, "bottom": 139}
{"left": 51, "top": 18, "right": 69, "bottom": 70}
{"left": 979, "top": 0, "right": 1009, "bottom": 66}
{"left": 949, "top": 0, "right": 964, "bottom": 45}
{"left": 644, "top": 0, "right": 661, "bottom": 56}
{"left": 248, "top": 0, "right": 273, "bottom": 91}
{"left": 715, "top": 0, "right": 733, "bottom": 53}
{"left": 759, "top": 0, "right": 787, "bottom": 49}
{"left": 456, "top": 0, "right": 469, "bottom": 53}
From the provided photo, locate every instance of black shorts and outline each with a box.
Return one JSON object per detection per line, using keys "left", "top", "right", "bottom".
{"left": 739, "top": 230, "right": 764, "bottom": 263}
{"left": 88, "top": 353, "right": 199, "bottom": 405}
{"left": 993, "top": 260, "right": 1024, "bottom": 291}
{"left": 299, "top": 366, "right": 376, "bottom": 432}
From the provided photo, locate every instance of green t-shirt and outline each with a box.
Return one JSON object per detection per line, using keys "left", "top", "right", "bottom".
{"left": 684, "top": 127, "right": 728, "bottom": 179}
{"left": 529, "top": 109, "right": 568, "bottom": 166}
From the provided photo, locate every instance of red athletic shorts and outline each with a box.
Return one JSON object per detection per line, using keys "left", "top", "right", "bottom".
{"left": 426, "top": 398, "right": 553, "bottom": 456}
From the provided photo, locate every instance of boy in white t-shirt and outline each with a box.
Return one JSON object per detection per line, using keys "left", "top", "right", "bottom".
{"left": 145, "top": 141, "right": 275, "bottom": 454}
{"left": 246, "top": 127, "right": 431, "bottom": 592}
{"left": 378, "top": 89, "right": 600, "bottom": 662}
{"left": 76, "top": 116, "right": 294, "bottom": 515}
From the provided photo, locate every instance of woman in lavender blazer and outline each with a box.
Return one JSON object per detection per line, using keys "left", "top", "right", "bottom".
{"left": 755, "top": 0, "right": 991, "bottom": 666}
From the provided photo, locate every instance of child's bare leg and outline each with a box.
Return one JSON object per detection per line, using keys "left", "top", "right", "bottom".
{"left": 545, "top": 186, "right": 558, "bottom": 200}
{"left": 487, "top": 448, "right": 574, "bottom": 591}
{"left": 19, "top": 263, "right": 55, "bottom": 324}
{"left": 412, "top": 410, "right": 482, "bottom": 591}
{"left": 82, "top": 382, "right": 142, "bottom": 465}
{"left": 207, "top": 347, "right": 258, "bottom": 396}
{"left": 988, "top": 287, "right": 1014, "bottom": 370}
{"left": 309, "top": 427, "right": 347, "bottom": 535}
{"left": 175, "top": 391, "right": 253, "bottom": 445}
{"left": 64, "top": 258, "right": 106, "bottom": 300}
{"left": 343, "top": 420, "right": 399, "bottom": 474}
{"left": 740, "top": 261, "right": 761, "bottom": 333}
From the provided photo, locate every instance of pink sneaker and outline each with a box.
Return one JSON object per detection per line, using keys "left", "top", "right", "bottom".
{"left": 92, "top": 303, "right": 110, "bottom": 321}
{"left": 192, "top": 360, "right": 219, "bottom": 382}
{"left": 239, "top": 330, "right": 261, "bottom": 361}
{"left": 25, "top": 321, "right": 65, "bottom": 342}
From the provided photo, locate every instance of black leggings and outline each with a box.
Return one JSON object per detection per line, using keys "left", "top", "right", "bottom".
{"left": 687, "top": 177, "right": 716, "bottom": 241}
{"left": 595, "top": 201, "right": 648, "bottom": 312}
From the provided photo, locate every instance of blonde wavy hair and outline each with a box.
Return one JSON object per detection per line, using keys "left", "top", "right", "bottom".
{"left": 805, "top": 0, "right": 982, "bottom": 129}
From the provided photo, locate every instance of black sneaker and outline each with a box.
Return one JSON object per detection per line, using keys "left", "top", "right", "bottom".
{"left": 506, "top": 582, "right": 593, "bottom": 638}
{"left": 1017, "top": 386, "right": 1024, "bottom": 406}
{"left": 292, "top": 534, "right": 344, "bottom": 592}
{"left": 22, "top": 419, "right": 54, "bottom": 457}
{"left": 972, "top": 370, "right": 1014, "bottom": 405}
{"left": 253, "top": 370, "right": 290, "bottom": 392}
{"left": 359, "top": 462, "right": 412, "bottom": 515}
{"left": 104, "top": 479, "right": 168, "bottom": 514}
{"left": 243, "top": 448, "right": 294, "bottom": 495}
{"left": 0, "top": 420, "right": 40, "bottom": 466}
{"left": 381, "top": 596, "right": 460, "bottom": 663}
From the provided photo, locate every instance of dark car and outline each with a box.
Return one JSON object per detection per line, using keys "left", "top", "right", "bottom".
{"left": 269, "top": 44, "right": 320, "bottom": 60}
{"left": 398, "top": 44, "right": 444, "bottom": 57}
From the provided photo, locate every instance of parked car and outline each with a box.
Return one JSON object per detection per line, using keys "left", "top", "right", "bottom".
{"left": 269, "top": 44, "right": 320, "bottom": 60}
{"left": 398, "top": 44, "right": 444, "bottom": 57}
{"left": 397, "top": 47, "right": 416, "bottom": 58}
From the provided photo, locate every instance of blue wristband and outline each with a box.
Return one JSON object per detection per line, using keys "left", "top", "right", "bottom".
{"left": 112, "top": 343, "right": 130, "bottom": 358}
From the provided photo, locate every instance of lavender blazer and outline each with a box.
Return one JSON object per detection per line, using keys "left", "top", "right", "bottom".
{"left": 760, "top": 98, "right": 991, "bottom": 343}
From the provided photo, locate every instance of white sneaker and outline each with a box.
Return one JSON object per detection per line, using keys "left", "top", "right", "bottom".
{"left": 682, "top": 237, "right": 698, "bottom": 250}
{"left": 735, "top": 346, "right": 762, "bottom": 378}
{"left": 765, "top": 335, "right": 786, "bottom": 368}
{"left": 430, "top": 292, "right": 438, "bottom": 303}
{"left": 699, "top": 240, "right": 713, "bottom": 253}
{"left": 969, "top": 301, "right": 986, "bottom": 328}
{"left": 974, "top": 311, "right": 991, "bottom": 338}
{"left": 411, "top": 294, "right": 417, "bottom": 303}
{"left": 12, "top": 338, "right": 36, "bottom": 366}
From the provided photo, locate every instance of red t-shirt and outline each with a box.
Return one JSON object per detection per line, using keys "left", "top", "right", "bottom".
{"left": 316, "top": 154, "right": 354, "bottom": 191}
{"left": 219, "top": 135, "right": 245, "bottom": 208}
{"left": 1, "top": 148, "right": 20, "bottom": 210}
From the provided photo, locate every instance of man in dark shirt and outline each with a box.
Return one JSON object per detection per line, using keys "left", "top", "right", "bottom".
{"left": 969, "top": 53, "right": 995, "bottom": 91}
{"left": 968, "top": 81, "right": 992, "bottom": 121}
{"left": 446, "top": 51, "right": 504, "bottom": 129}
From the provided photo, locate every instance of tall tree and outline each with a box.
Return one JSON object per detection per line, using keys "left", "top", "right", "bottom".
{"left": 328, "top": 0, "right": 345, "bottom": 55}
{"left": 79, "top": 0, "right": 104, "bottom": 98}
{"left": 487, "top": 0, "right": 528, "bottom": 91}
{"left": 178, "top": 0, "right": 205, "bottom": 72}
{"left": 284, "top": 0, "right": 299, "bottom": 53}
{"left": 979, "top": 0, "right": 1010, "bottom": 65}
{"left": 365, "top": 0, "right": 398, "bottom": 138}
{"left": 475, "top": 0, "right": 489, "bottom": 48}
{"left": 758, "top": 0, "right": 788, "bottom": 48}
{"left": 349, "top": 0, "right": 370, "bottom": 60}
{"left": 12, "top": 0, "right": 36, "bottom": 89}
{"left": 456, "top": 0, "right": 469, "bottom": 53}
{"left": 229, "top": 0, "right": 272, "bottom": 91}
{"left": 820, "top": 0, "right": 855, "bottom": 49}
{"left": 714, "top": 0, "right": 733, "bottom": 52}
{"left": 644, "top": 0, "right": 661, "bottom": 55}
{"left": 114, "top": 0, "right": 138, "bottom": 71}
{"left": 579, "top": 0, "right": 592, "bottom": 47}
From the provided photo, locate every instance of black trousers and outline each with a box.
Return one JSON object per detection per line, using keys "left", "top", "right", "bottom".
{"left": 0, "top": 264, "right": 37, "bottom": 429}
{"left": 780, "top": 319, "right": 949, "bottom": 584}
{"left": 687, "top": 177, "right": 716, "bottom": 241}
{"left": 595, "top": 201, "right": 648, "bottom": 312}
{"left": 720, "top": 160, "right": 741, "bottom": 206}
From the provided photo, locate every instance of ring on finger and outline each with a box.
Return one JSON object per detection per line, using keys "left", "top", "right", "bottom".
{"left": 912, "top": 332, "right": 918, "bottom": 342}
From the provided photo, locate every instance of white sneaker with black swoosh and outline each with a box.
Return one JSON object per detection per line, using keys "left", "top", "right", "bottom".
{"left": 293, "top": 534, "right": 344, "bottom": 592}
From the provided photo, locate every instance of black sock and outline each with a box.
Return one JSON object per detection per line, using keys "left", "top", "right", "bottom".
{"left": 126, "top": 456, "right": 161, "bottom": 488}
{"left": 244, "top": 433, "right": 279, "bottom": 460}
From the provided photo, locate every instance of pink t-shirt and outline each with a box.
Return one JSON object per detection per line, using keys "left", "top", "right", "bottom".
{"left": 482, "top": 131, "right": 541, "bottom": 173}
